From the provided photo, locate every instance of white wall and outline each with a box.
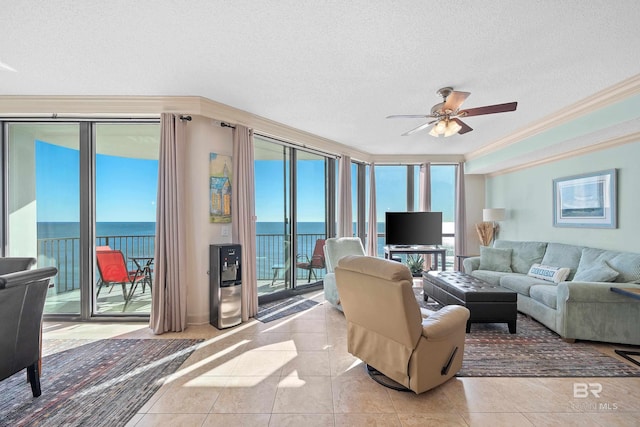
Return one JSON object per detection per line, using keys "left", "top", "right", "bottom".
{"left": 486, "top": 140, "right": 640, "bottom": 253}
{"left": 184, "top": 116, "right": 234, "bottom": 325}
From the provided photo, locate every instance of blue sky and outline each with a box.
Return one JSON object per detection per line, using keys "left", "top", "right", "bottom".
{"left": 254, "top": 161, "right": 455, "bottom": 223}
{"left": 36, "top": 141, "right": 454, "bottom": 224}
{"left": 36, "top": 140, "right": 158, "bottom": 222}
{"left": 254, "top": 159, "right": 327, "bottom": 222}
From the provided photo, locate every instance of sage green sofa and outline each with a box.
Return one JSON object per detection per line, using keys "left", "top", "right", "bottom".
{"left": 463, "top": 240, "right": 640, "bottom": 346}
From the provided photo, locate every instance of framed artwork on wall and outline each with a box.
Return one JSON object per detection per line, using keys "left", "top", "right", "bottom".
{"left": 553, "top": 169, "right": 617, "bottom": 228}
{"left": 210, "top": 153, "right": 232, "bottom": 223}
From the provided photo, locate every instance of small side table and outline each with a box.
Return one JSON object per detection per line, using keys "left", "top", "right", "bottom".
{"left": 455, "top": 254, "right": 478, "bottom": 272}
{"left": 610, "top": 287, "right": 640, "bottom": 367}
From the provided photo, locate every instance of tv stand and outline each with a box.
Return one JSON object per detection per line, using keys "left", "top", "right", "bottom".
{"left": 384, "top": 245, "right": 447, "bottom": 271}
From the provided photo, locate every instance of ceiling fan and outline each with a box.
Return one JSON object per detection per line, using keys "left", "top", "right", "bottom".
{"left": 387, "top": 87, "right": 518, "bottom": 137}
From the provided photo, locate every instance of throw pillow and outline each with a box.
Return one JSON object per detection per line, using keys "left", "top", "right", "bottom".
{"left": 527, "top": 263, "right": 571, "bottom": 284}
{"left": 479, "top": 246, "right": 513, "bottom": 272}
{"left": 572, "top": 261, "right": 620, "bottom": 282}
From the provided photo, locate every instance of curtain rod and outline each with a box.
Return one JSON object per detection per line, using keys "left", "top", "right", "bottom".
{"left": 220, "top": 122, "right": 235, "bottom": 129}
{"left": 179, "top": 115, "right": 192, "bottom": 121}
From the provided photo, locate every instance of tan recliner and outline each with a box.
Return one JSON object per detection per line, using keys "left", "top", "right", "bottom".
{"left": 335, "top": 255, "right": 470, "bottom": 394}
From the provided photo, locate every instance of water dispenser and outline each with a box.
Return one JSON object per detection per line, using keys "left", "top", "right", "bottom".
{"left": 209, "top": 244, "right": 242, "bottom": 328}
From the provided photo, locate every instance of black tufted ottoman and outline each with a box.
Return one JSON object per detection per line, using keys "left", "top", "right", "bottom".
{"left": 423, "top": 271, "right": 517, "bottom": 333}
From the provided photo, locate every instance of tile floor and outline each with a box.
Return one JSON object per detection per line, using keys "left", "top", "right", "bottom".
{"left": 43, "top": 290, "right": 640, "bottom": 427}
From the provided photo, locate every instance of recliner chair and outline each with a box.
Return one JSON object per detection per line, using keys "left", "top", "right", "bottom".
{"left": 323, "top": 237, "right": 366, "bottom": 310}
{"left": 335, "top": 255, "right": 470, "bottom": 394}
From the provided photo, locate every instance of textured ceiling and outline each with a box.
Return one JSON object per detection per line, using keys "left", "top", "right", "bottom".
{"left": 1, "top": 1, "right": 640, "bottom": 165}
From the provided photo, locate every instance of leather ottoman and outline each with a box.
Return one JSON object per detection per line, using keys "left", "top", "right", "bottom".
{"left": 423, "top": 270, "right": 517, "bottom": 333}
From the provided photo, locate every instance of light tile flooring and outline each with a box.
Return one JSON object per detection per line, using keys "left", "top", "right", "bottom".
{"left": 43, "top": 290, "right": 640, "bottom": 427}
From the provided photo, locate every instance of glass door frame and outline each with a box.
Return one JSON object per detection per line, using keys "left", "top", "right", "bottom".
{"left": 1, "top": 118, "right": 159, "bottom": 321}
{"left": 255, "top": 135, "right": 336, "bottom": 305}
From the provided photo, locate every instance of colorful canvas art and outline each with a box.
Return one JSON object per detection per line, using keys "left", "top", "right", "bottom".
{"left": 210, "top": 153, "right": 232, "bottom": 223}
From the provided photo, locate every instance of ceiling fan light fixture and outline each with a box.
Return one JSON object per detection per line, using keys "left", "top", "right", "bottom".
{"left": 444, "top": 120, "right": 462, "bottom": 137}
{"left": 428, "top": 126, "right": 440, "bottom": 137}
{"left": 435, "top": 120, "right": 447, "bottom": 134}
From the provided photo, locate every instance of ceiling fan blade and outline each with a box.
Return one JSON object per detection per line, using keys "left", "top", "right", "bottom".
{"left": 443, "top": 91, "right": 470, "bottom": 112}
{"left": 459, "top": 101, "right": 518, "bottom": 117}
{"left": 386, "top": 114, "right": 431, "bottom": 119}
{"left": 452, "top": 118, "right": 473, "bottom": 134}
{"left": 401, "top": 120, "right": 438, "bottom": 136}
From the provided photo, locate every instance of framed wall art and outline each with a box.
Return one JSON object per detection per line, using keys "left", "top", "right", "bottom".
{"left": 209, "top": 153, "right": 232, "bottom": 223}
{"left": 553, "top": 169, "right": 617, "bottom": 228}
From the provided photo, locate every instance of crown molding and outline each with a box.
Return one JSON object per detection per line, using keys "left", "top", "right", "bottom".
{"left": 466, "top": 73, "right": 640, "bottom": 162}
{"left": 0, "top": 94, "right": 372, "bottom": 160}
{"left": 368, "top": 154, "right": 465, "bottom": 165}
{"left": 486, "top": 131, "right": 640, "bottom": 177}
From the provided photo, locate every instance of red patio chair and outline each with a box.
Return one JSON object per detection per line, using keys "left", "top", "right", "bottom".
{"left": 96, "top": 250, "right": 146, "bottom": 309}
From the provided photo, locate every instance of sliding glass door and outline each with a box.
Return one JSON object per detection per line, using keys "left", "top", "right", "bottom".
{"left": 295, "top": 151, "right": 328, "bottom": 289}
{"left": 7, "top": 123, "right": 82, "bottom": 315}
{"left": 94, "top": 123, "right": 159, "bottom": 315}
{"left": 254, "top": 137, "right": 291, "bottom": 300}
{"left": 3, "top": 120, "right": 159, "bottom": 319}
{"left": 254, "top": 136, "right": 332, "bottom": 303}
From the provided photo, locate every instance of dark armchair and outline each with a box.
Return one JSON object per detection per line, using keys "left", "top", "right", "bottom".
{"left": 0, "top": 257, "right": 36, "bottom": 275}
{"left": 0, "top": 263, "right": 58, "bottom": 397}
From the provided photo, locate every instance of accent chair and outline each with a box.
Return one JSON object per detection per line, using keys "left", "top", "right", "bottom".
{"left": 0, "top": 264, "right": 58, "bottom": 397}
{"left": 323, "top": 237, "right": 365, "bottom": 310}
{"left": 335, "top": 255, "right": 470, "bottom": 394}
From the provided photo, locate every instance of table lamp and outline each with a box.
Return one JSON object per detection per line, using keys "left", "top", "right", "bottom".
{"left": 482, "top": 208, "right": 505, "bottom": 243}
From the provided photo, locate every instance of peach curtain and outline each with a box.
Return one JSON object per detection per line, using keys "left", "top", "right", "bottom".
{"left": 455, "top": 163, "right": 467, "bottom": 263}
{"left": 419, "top": 162, "right": 431, "bottom": 212}
{"left": 232, "top": 125, "right": 258, "bottom": 321}
{"left": 366, "top": 163, "right": 377, "bottom": 256}
{"left": 337, "top": 155, "right": 353, "bottom": 237}
{"left": 150, "top": 113, "right": 187, "bottom": 334}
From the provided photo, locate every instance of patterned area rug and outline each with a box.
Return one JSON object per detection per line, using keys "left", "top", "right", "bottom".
{"left": 256, "top": 294, "right": 319, "bottom": 323}
{"left": 415, "top": 287, "right": 640, "bottom": 377}
{"left": 0, "top": 338, "right": 200, "bottom": 427}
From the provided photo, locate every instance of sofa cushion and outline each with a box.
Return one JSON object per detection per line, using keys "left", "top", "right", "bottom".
{"left": 479, "top": 246, "right": 512, "bottom": 273}
{"left": 470, "top": 270, "right": 511, "bottom": 286}
{"left": 540, "top": 243, "right": 583, "bottom": 280}
{"left": 527, "top": 263, "right": 571, "bottom": 283}
{"left": 575, "top": 247, "right": 640, "bottom": 283}
{"left": 500, "top": 274, "right": 548, "bottom": 296}
{"left": 494, "top": 240, "right": 547, "bottom": 274}
{"left": 573, "top": 260, "right": 620, "bottom": 282}
{"left": 529, "top": 285, "right": 558, "bottom": 309}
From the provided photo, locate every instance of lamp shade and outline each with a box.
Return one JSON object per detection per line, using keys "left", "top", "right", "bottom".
{"left": 483, "top": 208, "right": 505, "bottom": 222}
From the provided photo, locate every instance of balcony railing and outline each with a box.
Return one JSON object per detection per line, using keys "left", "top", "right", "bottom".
{"left": 37, "top": 235, "right": 155, "bottom": 293}
{"left": 37, "top": 232, "right": 453, "bottom": 294}
{"left": 38, "top": 233, "right": 327, "bottom": 294}
{"left": 256, "top": 233, "right": 327, "bottom": 282}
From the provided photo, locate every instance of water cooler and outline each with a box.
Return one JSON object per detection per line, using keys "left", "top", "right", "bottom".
{"left": 209, "top": 244, "right": 242, "bottom": 329}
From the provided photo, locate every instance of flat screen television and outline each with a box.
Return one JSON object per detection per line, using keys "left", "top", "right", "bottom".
{"left": 385, "top": 211, "right": 443, "bottom": 246}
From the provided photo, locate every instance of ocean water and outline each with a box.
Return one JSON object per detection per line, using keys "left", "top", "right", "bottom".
{"left": 37, "top": 221, "right": 406, "bottom": 291}
{"left": 38, "top": 222, "right": 332, "bottom": 290}
{"left": 38, "top": 222, "right": 156, "bottom": 239}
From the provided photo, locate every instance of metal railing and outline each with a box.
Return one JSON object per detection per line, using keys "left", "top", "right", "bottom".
{"left": 37, "top": 235, "right": 155, "bottom": 293}
{"left": 38, "top": 231, "right": 453, "bottom": 294}
{"left": 256, "top": 233, "right": 327, "bottom": 282}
